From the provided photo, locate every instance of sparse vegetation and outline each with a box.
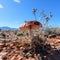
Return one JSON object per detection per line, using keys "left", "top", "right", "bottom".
{"left": 44, "top": 27, "right": 60, "bottom": 37}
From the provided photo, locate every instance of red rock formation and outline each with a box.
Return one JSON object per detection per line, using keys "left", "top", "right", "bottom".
{"left": 19, "top": 20, "right": 42, "bottom": 32}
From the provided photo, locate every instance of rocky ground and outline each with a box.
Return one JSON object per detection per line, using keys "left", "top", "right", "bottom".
{"left": 0, "top": 30, "right": 60, "bottom": 60}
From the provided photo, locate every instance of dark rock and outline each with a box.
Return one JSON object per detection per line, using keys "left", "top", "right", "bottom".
{"left": 48, "top": 34, "right": 56, "bottom": 38}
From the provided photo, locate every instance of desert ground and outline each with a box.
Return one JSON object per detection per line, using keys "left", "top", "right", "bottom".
{"left": 0, "top": 29, "right": 60, "bottom": 60}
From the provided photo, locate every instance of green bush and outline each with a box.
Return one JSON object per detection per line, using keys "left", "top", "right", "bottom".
{"left": 16, "top": 32, "right": 23, "bottom": 36}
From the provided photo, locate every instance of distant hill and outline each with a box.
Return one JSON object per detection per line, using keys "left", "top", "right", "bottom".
{"left": 0, "top": 26, "right": 17, "bottom": 30}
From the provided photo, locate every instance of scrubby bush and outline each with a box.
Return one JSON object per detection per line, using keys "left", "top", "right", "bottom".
{"left": 31, "top": 37, "right": 51, "bottom": 59}
{"left": 16, "top": 32, "right": 23, "bottom": 36}
{"left": 45, "top": 28, "right": 52, "bottom": 35}
{"left": 47, "top": 28, "right": 60, "bottom": 35}
{"left": 0, "top": 32, "right": 6, "bottom": 38}
{"left": 45, "top": 28, "right": 58, "bottom": 35}
{"left": 55, "top": 28, "right": 60, "bottom": 35}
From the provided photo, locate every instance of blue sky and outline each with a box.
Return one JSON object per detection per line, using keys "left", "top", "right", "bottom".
{"left": 0, "top": 0, "right": 60, "bottom": 28}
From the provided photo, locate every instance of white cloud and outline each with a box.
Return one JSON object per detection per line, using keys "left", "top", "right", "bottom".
{"left": 0, "top": 4, "right": 4, "bottom": 8}
{"left": 13, "top": 0, "right": 21, "bottom": 3}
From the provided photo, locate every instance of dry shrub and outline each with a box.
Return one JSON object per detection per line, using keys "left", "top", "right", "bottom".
{"left": 19, "top": 35, "right": 51, "bottom": 57}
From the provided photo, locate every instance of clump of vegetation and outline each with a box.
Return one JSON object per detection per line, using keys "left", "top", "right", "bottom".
{"left": 31, "top": 36, "right": 51, "bottom": 55}
{"left": 16, "top": 32, "right": 23, "bottom": 36}
{"left": 13, "top": 30, "right": 24, "bottom": 36}
{"left": 54, "top": 28, "right": 60, "bottom": 35}
{"left": 0, "top": 32, "right": 6, "bottom": 38}
{"left": 18, "top": 35, "right": 52, "bottom": 60}
{"left": 44, "top": 27, "right": 60, "bottom": 38}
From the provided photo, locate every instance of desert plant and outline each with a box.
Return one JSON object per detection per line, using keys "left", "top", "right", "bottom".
{"left": 44, "top": 27, "right": 59, "bottom": 36}
{"left": 30, "top": 36, "right": 51, "bottom": 55}
{"left": 40, "top": 10, "right": 53, "bottom": 30}
{"left": 16, "top": 32, "right": 23, "bottom": 36}
{"left": 45, "top": 28, "right": 53, "bottom": 35}
{"left": 32, "top": 8, "right": 37, "bottom": 20}
{"left": 0, "top": 32, "right": 6, "bottom": 38}
{"left": 53, "top": 28, "right": 60, "bottom": 35}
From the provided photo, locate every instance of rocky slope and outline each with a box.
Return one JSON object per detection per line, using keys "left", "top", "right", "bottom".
{"left": 0, "top": 30, "right": 60, "bottom": 60}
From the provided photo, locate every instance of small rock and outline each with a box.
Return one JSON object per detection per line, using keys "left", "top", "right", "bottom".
{"left": 56, "top": 46, "right": 60, "bottom": 50}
